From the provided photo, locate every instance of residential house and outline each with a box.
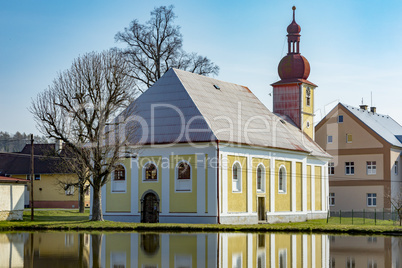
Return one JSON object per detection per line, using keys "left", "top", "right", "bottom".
{"left": 0, "top": 143, "right": 90, "bottom": 209}
{"left": 99, "top": 7, "right": 331, "bottom": 224}
{"left": 315, "top": 103, "right": 402, "bottom": 212}
{"left": 0, "top": 176, "right": 27, "bottom": 220}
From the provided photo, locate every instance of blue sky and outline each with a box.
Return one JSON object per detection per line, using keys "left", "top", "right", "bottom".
{"left": 1, "top": 0, "right": 402, "bottom": 136}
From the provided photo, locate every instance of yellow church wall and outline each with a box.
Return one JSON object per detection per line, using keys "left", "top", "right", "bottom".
{"left": 227, "top": 235, "right": 247, "bottom": 268}
{"left": 227, "top": 155, "right": 248, "bottom": 212}
{"left": 315, "top": 235, "right": 322, "bottom": 267}
{"left": 105, "top": 233, "right": 131, "bottom": 268}
{"left": 315, "top": 166, "right": 322, "bottom": 211}
{"left": 169, "top": 154, "right": 197, "bottom": 213}
{"left": 307, "top": 165, "right": 312, "bottom": 211}
{"left": 307, "top": 235, "right": 312, "bottom": 267}
{"left": 106, "top": 158, "right": 131, "bottom": 212}
{"left": 275, "top": 234, "right": 291, "bottom": 267}
{"left": 137, "top": 156, "right": 162, "bottom": 212}
{"left": 169, "top": 235, "right": 197, "bottom": 267}
{"left": 302, "top": 84, "right": 315, "bottom": 139}
{"left": 296, "top": 235, "right": 303, "bottom": 267}
{"left": 275, "top": 160, "right": 291, "bottom": 212}
{"left": 296, "top": 162, "right": 303, "bottom": 211}
{"left": 252, "top": 158, "right": 270, "bottom": 212}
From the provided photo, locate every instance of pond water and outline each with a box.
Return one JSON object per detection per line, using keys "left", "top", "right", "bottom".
{"left": 0, "top": 232, "right": 401, "bottom": 267}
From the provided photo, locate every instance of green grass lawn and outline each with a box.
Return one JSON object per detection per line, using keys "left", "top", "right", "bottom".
{"left": 0, "top": 209, "right": 400, "bottom": 234}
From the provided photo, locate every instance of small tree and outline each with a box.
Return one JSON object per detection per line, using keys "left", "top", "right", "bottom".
{"left": 115, "top": 5, "right": 219, "bottom": 92}
{"left": 30, "top": 50, "right": 137, "bottom": 221}
{"left": 387, "top": 186, "right": 402, "bottom": 226}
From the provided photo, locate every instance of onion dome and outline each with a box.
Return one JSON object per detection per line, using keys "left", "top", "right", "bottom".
{"left": 287, "top": 6, "right": 301, "bottom": 34}
{"left": 278, "top": 54, "right": 310, "bottom": 80}
{"left": 277, "top": 6, "right": 311, "bottom": 81}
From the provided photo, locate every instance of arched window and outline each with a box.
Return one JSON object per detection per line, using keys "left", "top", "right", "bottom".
{"left": 257, "top": 164, "right": 265, "bottom": 192}
{"left": 114, "top": 165, "right": 125, "bottom": 180}
{"left": 232, "top": 162, "right": 241, "bottom": 192}
{"left": 112, "top": 164, "right": 126, "bottom": 193}
{"left": 278, "top": 166, "right": 286, "bottom": 193}
{"left": 176, "top": 161, "right": 192, "bottom": 191}
{"left": 145, "top": 163, "right": 157, "bottom": 181}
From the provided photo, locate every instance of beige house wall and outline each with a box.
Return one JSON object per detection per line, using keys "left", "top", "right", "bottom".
{"left": 329, "top": 185, "right": 384, "bottom": 211}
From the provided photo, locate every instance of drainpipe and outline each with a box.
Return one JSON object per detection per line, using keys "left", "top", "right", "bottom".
{"left": 216, "top": 140, "right": 220, "bottom": 224}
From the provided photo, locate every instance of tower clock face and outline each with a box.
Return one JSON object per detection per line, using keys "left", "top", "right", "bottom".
{"left": 306, "top": 87, "right": 311, "bottom": 96}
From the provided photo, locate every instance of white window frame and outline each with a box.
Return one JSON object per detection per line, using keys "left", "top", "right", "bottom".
{"left": 65, "top": 185, "right": 75, "bottom": 196}
{"left": 232, "top": 162, "right": 242, "bottom": 193}
{"left": 111, "top": 163, "right": 127, "bottom": 193}
{"left": 395, "top": 161, "right": 398, "bottom": 175}
{"left": 345, "top": 162, "right": 354, "bottom": 175}
{"left": 232, "top": 253, "right": 242, "bottom": 268}
{"left": 346, "top": 134, "right": 352, "bottom": 143}
{"left": 366, "top": 161, "right": 376, "bottom": 175}
{"left": 278, "top": 165, "right": 287, "bottom": 194}
{"left": 142, "top": 161, "right": 158, "bottom": 182}
{"left": 175, "top": 160, "right": 192, "bottom": 192}
{"left": 329, "top": 193, "right": 335, "bottom": 206}
{"left": 346, "top": 257, "right": 355, "bottom": 268}
{"left": 278, "top": 249, "right": 287, "bottom": 268}
{"left": 367, "top": 193, "right": 377, "bottom": 207}
{"left": 328, "top": 162, "right": 335, "bottom": 175}
{"left": 256, "top": 164, "right": 265, "bottom": 193}
{"left": 327, "top": 135, "right": 333, "bottom": 144}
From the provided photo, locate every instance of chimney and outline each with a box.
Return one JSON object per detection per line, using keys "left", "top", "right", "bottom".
{"left": 370, "top": 107, "right": 376, "bottom": 114}
{"left": 359, "top": 104, "right": 368, "bottom": 110}
{"left": 55, "top": 139, "right": 63, "bottom": 154}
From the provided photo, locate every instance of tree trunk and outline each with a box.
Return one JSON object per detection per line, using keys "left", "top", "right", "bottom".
{"left": 91, "top": 185, "right": 103, "bottom": 221}
{"left": 91, "top": 234, "right": 102, "bottom": 267}
{"left": 79, "top": 184, "right": 85, "bottom": 213}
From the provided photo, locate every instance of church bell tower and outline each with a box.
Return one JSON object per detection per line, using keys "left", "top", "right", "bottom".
{"left": 272, "top": 6, "right": 317, "bottom": 140}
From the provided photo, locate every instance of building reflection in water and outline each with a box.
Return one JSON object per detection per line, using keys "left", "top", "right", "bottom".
{"left": 1, "top": 232, "right": 401, "bottom": 267}
{"left": 329, "top": 235, "right": 401, "bottom": 268}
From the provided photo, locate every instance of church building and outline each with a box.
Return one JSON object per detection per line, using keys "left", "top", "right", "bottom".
{"left": 97, "top": 7, "right": 330, "bottom": 224}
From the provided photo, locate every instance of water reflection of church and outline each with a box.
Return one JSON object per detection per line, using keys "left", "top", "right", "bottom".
{"left": 1, "top": 232, "right": 401, "bottom": 267}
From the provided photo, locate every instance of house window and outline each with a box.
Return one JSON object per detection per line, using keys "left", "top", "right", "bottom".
{"left": 395, "top": 161, "right": 398, "bottom": 175}
{"left": 367, "top": 193, "right": 377, "bottom": 207}
{"left": 145, "top": 163, "right": 157, "bottom": 181}
{"left": 345, "top": 162, "right": 354, "bottom": 175}
{"left": 367, "top": 259, "right": 377, "bottom": 268}
{"left": 65, "top": 185, "right": 74, "bottom": 196}
{"left": 176, "top": 161, "right": 192, "bottom": 191}
{"left": 232, "top": 162, "right": 242, "bottom": 192}
{"left": 278, "top": 166, "right": 286, "bottom": 193}
{"left": 346, "top": 257, "right": 355, "bottom": 268}
{"left": 327, "top": 135, "right": 333, "bottom": 144}
{"left": 346, "top": 134, "right": 352, "bottom": 143}
{"left": 34, "top": 174, "right": 40, "bottom": 180}
{"left": 338, "top": 115, "right": 344, "bottom": 123}
{"left": 278, "top": 249, "right": 287, "bottom": 268}
{"left": 232, "top": 253, "right": 242, "bottom": 268}
{"left": 112, "top": 164, "right": 126, "bottom": 193}
{"left": 329, "top": 193, "right": 335, "bottom": 206}
{"left": 328, "top": 162, "right": 335, "bottom": 175}
{"left": 366, "top": 161, "right": 376, "bottom": 175}
{"left": 256, "top": 164, "right": 265, "bottom": 192}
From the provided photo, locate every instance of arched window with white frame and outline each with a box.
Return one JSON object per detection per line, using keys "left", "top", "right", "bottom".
{"left": 112, "top": 164, "right": 126, "bottom": 193}
{"left": 257, "top": 164, "right": 265, "bottom": 192}
{"left": 278, "top": 165, "right": 287, "bottom": 193}
{"left": 143, "top": 162, "right": 158, "bottom": 181}
{"left": 232, "top": 162, "right": 242, "bottom": 192}
{"left": 175, "top": 161, "right": 192, "bottom": 192}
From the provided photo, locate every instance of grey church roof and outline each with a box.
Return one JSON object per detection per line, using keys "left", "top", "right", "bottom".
{"left": 341, "top": 103, "right": 402, "bottom": 148}
{"left": 122, "top": 68, "right": 329, "bottom": 158}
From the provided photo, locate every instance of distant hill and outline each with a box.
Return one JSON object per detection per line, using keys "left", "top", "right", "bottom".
{"left": 0, "top": 131, "right": 49, "bottom": 153}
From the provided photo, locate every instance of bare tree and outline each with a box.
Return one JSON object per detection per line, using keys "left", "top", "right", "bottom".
{"left": 115, "top": 5, "right": 219, "bottom": 92}
{"left": 30, "top": 50, "right": 137, "bottom": 221}
{"left": 387, "top": 186, "right": 402, "bottom": 226}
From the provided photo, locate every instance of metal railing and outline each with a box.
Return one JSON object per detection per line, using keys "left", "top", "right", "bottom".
{"left": 327, "top": 209, "right": 401, "bottom": 226}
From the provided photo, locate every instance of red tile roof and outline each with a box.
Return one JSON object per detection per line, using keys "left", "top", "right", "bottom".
{"left": 0, "top": 176, "right": 28, "bottom": 183}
